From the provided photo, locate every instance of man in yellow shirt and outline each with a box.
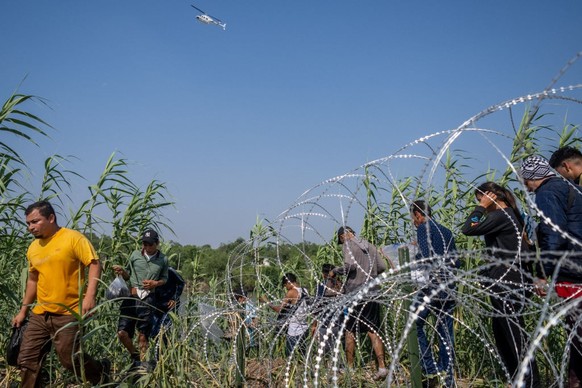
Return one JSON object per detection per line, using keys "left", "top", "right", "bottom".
{"left": 11, "top": 201, "right": 109, "bottom": 387}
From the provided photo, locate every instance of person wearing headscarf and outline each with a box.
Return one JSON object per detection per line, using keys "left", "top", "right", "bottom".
{"left": 521, "top": 155, "right": 582, "bottom": 388}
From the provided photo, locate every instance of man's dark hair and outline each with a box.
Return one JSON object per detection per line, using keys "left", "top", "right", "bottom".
{"left": 411, "top": 200, "right": 432, "bottom": 218}
{"left": 281, "top": 272, "right": 297, "bottom": 286}
{"left": 337, "top": 226, "right": 355, "bottom": 245}
{"left": 549, "top": 146, "right": 582, "bottom": 168}
{"left": 474, "top": 181, "right": 525, "bottom": 228}
{"left": 321, "top": 263, "right": 334, "bottom": 275}
{"left": 25, "top": 200, "right": 57, "bottom": 222}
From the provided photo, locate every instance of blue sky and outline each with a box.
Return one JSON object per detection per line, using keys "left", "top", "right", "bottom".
{"left": 2, "top": 1, "right": 581, "bottom": 246}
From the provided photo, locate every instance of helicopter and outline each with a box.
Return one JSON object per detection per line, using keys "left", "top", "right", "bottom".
{"left": 191, "top": 4, "right": 226, "bottom": 30}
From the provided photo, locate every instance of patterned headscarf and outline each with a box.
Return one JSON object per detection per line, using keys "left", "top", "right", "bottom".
{"left": 521, "top": 155, "right": 556, "bottom": 180}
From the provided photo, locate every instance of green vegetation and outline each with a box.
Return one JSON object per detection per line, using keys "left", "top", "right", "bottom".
{"left": 1, "top": 86, "right": 581, "bottom": 388}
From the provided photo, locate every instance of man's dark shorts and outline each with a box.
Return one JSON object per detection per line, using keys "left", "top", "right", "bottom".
{"left": 117, "top": 295, "right": 155, "bottom": 338}
{"left": 345, "top": 301, "right": 381, "bottom": 334}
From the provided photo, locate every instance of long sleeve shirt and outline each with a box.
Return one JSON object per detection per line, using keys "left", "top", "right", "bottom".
{"left": 334, "top": 237, "right": 386, "bottom": 293}
{"left": 461, "top": 205, "right": 538, "bottom": 283}
{"left": 415, "top": 219, "right": 458, "bottom": 299}
{"left": 415, "top": 219, "right": 457, "bottom": 262}
{"left": 461, "top": 206, "right": 524, "bottom": 260}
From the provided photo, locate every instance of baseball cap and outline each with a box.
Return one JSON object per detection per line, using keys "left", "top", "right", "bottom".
{"left": 142, "top": 229, "right": 159, "bottom": 244}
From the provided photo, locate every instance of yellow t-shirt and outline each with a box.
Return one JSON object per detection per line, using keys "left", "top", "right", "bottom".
{"left": 27, "top": 227, "right": 98, "bottom": 315}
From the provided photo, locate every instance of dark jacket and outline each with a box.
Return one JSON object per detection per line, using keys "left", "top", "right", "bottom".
{"left": 154, "top": 268, "right": 185, "bottom": 313}
{"left": 535, "top": 177, "right": 582, "bottom": 282}
{"left": 415, "top": 219, "right": 457, "bottom": 262}
{"left": 461, "top": 205, "right": 537, "bottom": 283}
{"left": 461, "top": 206, "right": 525, "bottom": 260}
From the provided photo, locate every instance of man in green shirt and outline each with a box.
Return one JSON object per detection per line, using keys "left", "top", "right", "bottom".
{"left": 113, "top": 229, "right": 168, "bottom": 367}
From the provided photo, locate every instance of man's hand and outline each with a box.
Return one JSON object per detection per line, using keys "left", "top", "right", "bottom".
{"left": 142, "top": 279, "right": 159, "bottom": 290}
{"left": 12, "top": 310, "right": 27, "bottom": 328}
{"left": 112, "top": 265, "right": 129, "bottom": 280}
{"left": 534, "top": 278, "right": 548, "bottom": 297}
{"left": 479, "top": 191, "right": 497, "bottom": 208}
{"left": 167, "top": 299, "right": 176, "bottom": 309}
{"left": 82, "top": 295, "right": 97, "bottom": 317}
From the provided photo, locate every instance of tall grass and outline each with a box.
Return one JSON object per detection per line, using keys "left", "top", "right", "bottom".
{"left": 2, "top": 68, "right": 582, "bottom": 387}
{"left": 0, "top": 90, "right": 177, "bottom": 386}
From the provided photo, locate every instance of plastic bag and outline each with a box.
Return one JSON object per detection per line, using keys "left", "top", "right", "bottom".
{"left": 555, "top": 282, "right": 582, "bottom": 298}
{"left": 106, "top": 275, "right": 130, "bottom": 300}
{"left": 382, "top": 243, "right": 417, "bottom": 268}
{"left": 6, "top": 320, "right": 28, "bottom": 366}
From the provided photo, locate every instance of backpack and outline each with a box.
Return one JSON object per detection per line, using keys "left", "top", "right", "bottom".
{"left": 6, "top": 320, "right": 28, "bottom": 366}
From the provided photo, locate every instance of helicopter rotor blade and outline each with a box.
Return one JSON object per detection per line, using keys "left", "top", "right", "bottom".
{"left": 190, "top": 4, "right": 205, "bottom": 14}
{"left": 207, "top": 14, "right": 224, "bottom": 23}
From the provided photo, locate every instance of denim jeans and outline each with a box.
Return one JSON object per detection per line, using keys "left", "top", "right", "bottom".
{"left": 285, "top": 331, "right": 307, "bottom": 357}
{"left": 151, "top": 311, "right": 173, "bottom": 339}
{"left": 415, "top": 298, "right": 455, "bottom": 386}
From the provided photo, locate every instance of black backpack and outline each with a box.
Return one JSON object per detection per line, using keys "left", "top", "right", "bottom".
{"left": 6, "top": 320, "right": 28, "bottom": 366}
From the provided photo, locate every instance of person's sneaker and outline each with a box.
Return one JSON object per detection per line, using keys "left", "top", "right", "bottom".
{"left": 100, "top": 358, "right": 111, "bottom": 384}
{"left": 374, "top": 367, "right": 388, "bottom": 381}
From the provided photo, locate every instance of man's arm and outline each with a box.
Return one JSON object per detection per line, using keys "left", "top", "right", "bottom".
{"left": 82, "top": 259, "right": 101, "bottom": 316}
{"left": 142, "top": 258, "right": 169, "bottom": 290}
{"left": 12, "top": 270, "right": 39, "bottom": 327}
{"left": 158, "top": 258, "right": 169, "bottom": 285}
{"left": 369, "top": 242, "right": 388, "bottom": 274}
{"left": 264, "top": 287, "right": 299, "bottom": 312}
{"left": 146, "top": 257, "right": 169, "bottom": 289}
{"left": 333, "top": 244, "right": 357, "bottom": 276}
{"left": 461, "top": 206, "right": 509, "bottom": 236}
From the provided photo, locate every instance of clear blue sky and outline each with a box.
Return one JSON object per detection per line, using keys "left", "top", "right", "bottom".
{"left": 2, "top": 1, "right": 581, "bottom": 246}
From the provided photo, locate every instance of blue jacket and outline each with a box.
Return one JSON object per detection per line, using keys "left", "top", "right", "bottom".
{"left": 535, "top": 177, "right": 582, "bottom": 281}
{"left": 415, "top": 219, "right": 459, "bottom": 300}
